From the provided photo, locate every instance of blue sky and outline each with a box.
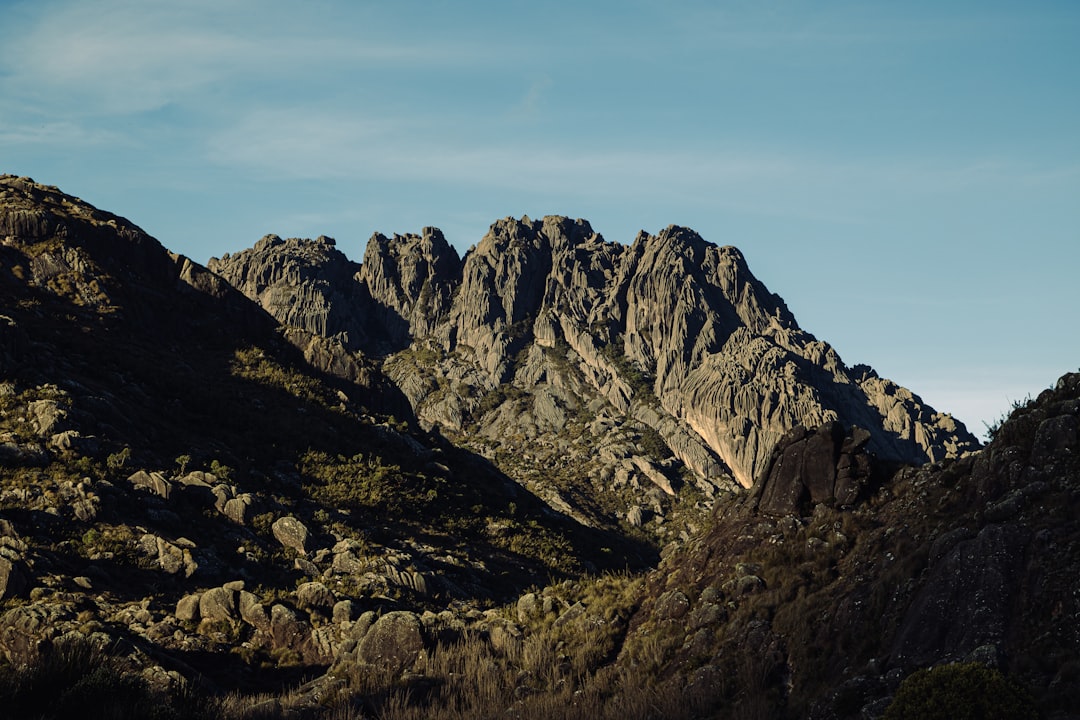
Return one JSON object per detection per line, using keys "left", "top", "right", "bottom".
{"left": 2, "top": 0, "right": 1078, "bottom": 439}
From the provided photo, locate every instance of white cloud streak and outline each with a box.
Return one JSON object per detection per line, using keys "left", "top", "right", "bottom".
{"left": 0, "top": 0, "right": 479, "bottom": 117}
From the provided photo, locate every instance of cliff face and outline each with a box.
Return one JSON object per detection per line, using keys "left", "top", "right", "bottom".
{"left": 212, "top": 215, "right": 979, "bottom": 531}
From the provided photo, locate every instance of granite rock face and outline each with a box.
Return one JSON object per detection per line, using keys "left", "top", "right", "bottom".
{"left": 208, "top": 235, "right": 371, "bottom": 350}
{"left": 360, "top": 228, "right": 461, "bottom": 352}
{"left": 212, "top": 215, "right": 980, "bottom": 529}
{"left": 751, "top": 422, "right": 874, "bottom": 515}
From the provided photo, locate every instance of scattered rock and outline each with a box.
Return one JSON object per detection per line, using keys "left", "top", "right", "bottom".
{"left": 223, "top": 494, "right": 255, "bottom": 525}
{"left": 654, "top": 590, "right": 690, "bottom": 621}
{"left": 139, "top": 534, "right": 198, "bottom": 577}
{"left": 239, "top": 591, "right": 270, "bottom": 631}
{"left": 296, "top": 582, "right": 335, "bottom": 615}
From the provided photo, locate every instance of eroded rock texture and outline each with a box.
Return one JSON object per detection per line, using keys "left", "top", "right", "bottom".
{"left": 212, "top": 216, "right": 979, "bottom": 529}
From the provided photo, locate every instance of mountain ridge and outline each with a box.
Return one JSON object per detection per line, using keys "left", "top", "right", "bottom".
{"left": 6, "top": 174, "right": 1072, "bottom": 720}
{"left": 210, "top": 215, "right": 978, "bottom": 533}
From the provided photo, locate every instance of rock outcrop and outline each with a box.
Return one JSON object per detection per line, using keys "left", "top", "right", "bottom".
{"left": 616, "top": 370, "right": 1080, "bottom": 719}
{"left": 212, "top": 216, "right": 979, "bottom": 533}
{"left": 751, "top": 422, "right": 874, "bottom": 515}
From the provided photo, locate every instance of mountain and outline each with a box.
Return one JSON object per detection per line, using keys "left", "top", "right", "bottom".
{"left": 0, "top": 175, "right": 648, "bottom": 701}
{"left": 2, "top": 175, "right": 1073, "bottom": 720}
{"left": 210, "top": 216, "right": 978, "bottom": 536}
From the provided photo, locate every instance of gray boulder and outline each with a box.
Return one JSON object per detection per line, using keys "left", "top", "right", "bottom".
{"left": 223, "top": 493, "right": 255, "bottom": 525}
{"left": 239, "top": 591, "right": 270, "bottom": 631}
{"left": 272, "top": 516, "right": 311, "bottom": 555}
{"left": 175, "top": 593, "right": 202, "bottom": 622}
{"left": 358, "top": 611, "right": 424, "bottom": 671}
{"left": 199, "top": 586, "right": 238, "bottom": 622}
{"left": 128, "top": 470, "right": 173, "bottom": 500}
{"left": 296, "top": 581, "right": 335, "bottom": 615}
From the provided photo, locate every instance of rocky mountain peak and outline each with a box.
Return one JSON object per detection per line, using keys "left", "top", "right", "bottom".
{"left": 213, "top": 214, "right": 980, "bottom": 521}
{"left": 360, "top": 227, "right": 461, "bottom": 349}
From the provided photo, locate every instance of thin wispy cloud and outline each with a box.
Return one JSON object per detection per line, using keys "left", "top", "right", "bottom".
{"left": 0, "top": 0, "right": 481, "bottom": 118}
{"left": 512, "top": 76, "right": 554, "bottom": 117}
{"left": 0, "top": 121, "right": 125, "bottom": 147}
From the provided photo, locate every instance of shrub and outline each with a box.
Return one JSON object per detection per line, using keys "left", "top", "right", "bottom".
{"left": 884, "top": 663, "right": 1038, "bottom": 720}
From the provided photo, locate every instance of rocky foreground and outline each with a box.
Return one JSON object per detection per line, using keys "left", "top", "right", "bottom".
{"left": 0, "top": 174, "right": 1075, "bottom": 719}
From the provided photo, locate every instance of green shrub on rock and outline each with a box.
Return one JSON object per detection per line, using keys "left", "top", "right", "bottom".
{"left": 884, "top": 663, "right": 1038, "bottom": 720}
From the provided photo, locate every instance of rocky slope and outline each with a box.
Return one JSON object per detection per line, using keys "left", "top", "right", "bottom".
{"left": 211, "top": 216, "right": 979, "bottom": 536}
{"left": 1, "top": 175, "right": 1075, "bottom": 720}
{"left": 612, "top": 369, "right": 1080, "bottom": 718}
{"left": 0, "top": 175, "right": 647, "bottom": 704}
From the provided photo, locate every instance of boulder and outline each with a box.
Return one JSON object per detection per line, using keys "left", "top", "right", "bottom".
{"left": 272, "top": 516, "right": 311, "bottom": 555}
{"left": 175, "top": 593, "right": 202, "bottom": 622}
{"left": 0, "top": 556, "right": 29, "bottom": 600}
{"left": 127, "top": 470, "right": 172, "bottom": 500}
{"left": 139, "top": 534, "right": 198, "bottom": 577}
{"left": 654, "top": 590, "right": 690, "bottom": 621}
{"left": 296, "top": 581, "right": 335, "bottom": 615}
{"left": 176, "top": 471, "right": 216, "bottom": 488}
{"left": 223, "top": 494, "right": 255, "bottom": 525}
{"left": 28, "top": 399, "right": 66, "bottom": 437}
{"left": 358, "top": 611, "right": 425, "bottom": 671}
{"left": 211, "top": 484, "right": 232, "bottom": 513}
{"left": 333, "top": 600, "right": 358, "bottom": 625}
{"left": 239, "top": 591, "right": 270, "bottom": 631}
{"left": 199, "top": 587, "right": 237, "bottom": 622}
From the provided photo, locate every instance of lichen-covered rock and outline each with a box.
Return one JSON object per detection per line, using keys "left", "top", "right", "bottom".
{"left": 357, "top": 611, "right": 424, "bottom": 671}
{"left": 199, "top": 586, "right": 238, "bottom": 622}
{"left": 139, "top": 534, "right": 198, "bottom": 577}
{"left": 223, "top": 493, "right": 255, "bottom": 525}
{"left": 238, "top": 591, "right": 270, "bottom": 631}
{"left": 0, "top": 602, "right": 75, "bottom": 666}
{"left": 654, "top": 590, "right": 690, "bottom": 621}
{"left": 332, "top": 600, "right": 358, "bottom": 625}
{"left": 270, "top": 604, "right": 307, "bottom": 651}
{"left": 272, "top": 516, "right": 311, "bottom": 555}
{"left": 296, "top": 582, "right": 335, "bottom": 615}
